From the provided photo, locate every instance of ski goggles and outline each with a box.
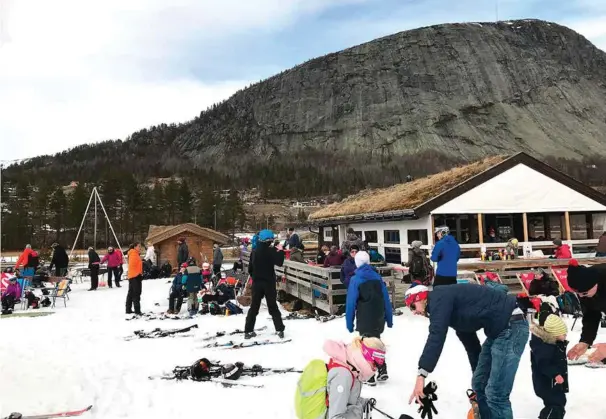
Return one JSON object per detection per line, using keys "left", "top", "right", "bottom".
{"left": 361, "top": 341, "right": 385, "bottom": 366}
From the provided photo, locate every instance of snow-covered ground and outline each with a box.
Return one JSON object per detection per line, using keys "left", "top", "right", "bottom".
{"left": 1, "top": 278, "right": 604, "bottom": 419}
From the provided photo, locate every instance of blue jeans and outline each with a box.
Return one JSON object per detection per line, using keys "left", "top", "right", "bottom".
{"left": 472, "top": 319, "right": 529, "bottom": 419}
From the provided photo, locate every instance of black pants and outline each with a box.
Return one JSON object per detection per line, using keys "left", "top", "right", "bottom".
{"left": 126, "top": 276, "right": 143, "bottom": 314}
{"left": 245, "top": 280, "right": 284, "bottom": 333}
{"left": 433, "top": 276, "right": 481, "bottom": 371}
{"left": 168, "top": 290, "right": 183, "bottom": 313}
{"left": 54, "top": 267, "right": 67, "bottom": 277}
{"left": 1, "top": 295, "right": 16, "bottom": 311}
{"left": 539, "top": 405, "right": 566, "bottom": 418}
{"left": 107, "top": 267, "right": 121, "bottom": 287}
{"left": 433, "top": 274, "right": 457, "bottom": 287}
{"left": 90, "top": 266, "right": 99, "bottom": 290}
{"left": 213, "top": 265, "right": 221, "bottom": 276}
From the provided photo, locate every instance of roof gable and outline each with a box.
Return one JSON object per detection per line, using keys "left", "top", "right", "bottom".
{"left": 146, "top": 223, "right": 228, "bottom": 245}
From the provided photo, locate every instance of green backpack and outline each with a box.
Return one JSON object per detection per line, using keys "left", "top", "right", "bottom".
{"left": 294, "top": 359, "right": 354, "bottom": 419}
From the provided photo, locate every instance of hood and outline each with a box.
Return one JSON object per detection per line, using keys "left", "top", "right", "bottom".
{"left": 355, "top": 264, "right": 381, "bottom": 281}
{"left": 530, "top": 323, "right": 557, "bottom": 345}
{"left": 440, "top": 235, "right": 457, "bottom": 245}
{"left": 323, "top": 340, "right": 375, "bottom": 382}
{"left": 346, "top": 233, "right": 359, "bottom": 241}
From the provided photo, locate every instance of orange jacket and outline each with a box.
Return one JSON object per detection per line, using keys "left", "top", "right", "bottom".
{"left": 127, "top": 249, "right": 143, "bottom": 279}
{"left": 15, "top": 248, "right": 35, "bottom": 269}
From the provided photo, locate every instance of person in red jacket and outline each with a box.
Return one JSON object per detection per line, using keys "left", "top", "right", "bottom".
{"left": 552, "top": 239, "right": 572, "bottom": 259}
{"left": 15, "top": 244, "right": 39, "bottom": 277}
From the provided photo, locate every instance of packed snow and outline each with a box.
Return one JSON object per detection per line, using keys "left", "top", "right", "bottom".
{"left": 1, "top": 277, "right": 605, "bottom": 419}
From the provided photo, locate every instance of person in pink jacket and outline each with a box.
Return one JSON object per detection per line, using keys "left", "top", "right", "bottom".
{"left": 100, "top": 246, "right": 123, "bottom": 288}
{"left": 2, "top": 276, "right": 21, "bottom": 314}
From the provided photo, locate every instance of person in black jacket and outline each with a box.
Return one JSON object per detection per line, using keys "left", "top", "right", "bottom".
{"left": 405, "top": 283, "right": 529, "bottom": 419}
{"left": 244, "top": 229, "right": 285, "bottom": 339}
{"left": 49, "top": 243, "right": 69, "bottom": 277}
{"left": 177, "top": 237, "right": 189, "bottom": 267}
{"left": 530, "top": 315, "right": 569, "bottom": 419}
{"left": 88, "top": 247, "right": 101, "bottom": 291}
{"left": 565, "top": 260, "right": 606, "bottom": 366}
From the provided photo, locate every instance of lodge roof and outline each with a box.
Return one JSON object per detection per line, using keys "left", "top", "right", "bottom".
{"left": 309, "top": 152, "right": 606, "bottom": 225}
{"left": 146, "top": 223, "right": 229, "bottom": 245}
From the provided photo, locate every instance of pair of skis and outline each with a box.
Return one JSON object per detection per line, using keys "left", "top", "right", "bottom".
{"left": 199, "top": 338, "right": 292, "bottom": 350}
{"left": 198, "top": 326, "right": 267, "bottom": 342}
{"left": 124, "top": 324, "right": 198, "bottom": 340}
{"left": 3, "top": 405, "right": 92, "bottom": 419}
{"left": 280, "top": 311, "right": 344, "bottom": 322}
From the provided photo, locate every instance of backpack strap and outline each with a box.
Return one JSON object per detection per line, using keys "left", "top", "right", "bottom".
{"left": 327, "top": 358, "right": 356, "bottom": 389}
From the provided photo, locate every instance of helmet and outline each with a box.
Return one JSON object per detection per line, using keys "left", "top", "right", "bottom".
{"left": 190, "top": 358, "right": 212, "bottom": 381}
{"left": 258, "top": 229, "right": 275, "bottom": 242}
{"left": 221, "top": 363, "right": 243, "bottom": 380}
{"left": 434, "top": 226, "right": 449, "bottom": 236}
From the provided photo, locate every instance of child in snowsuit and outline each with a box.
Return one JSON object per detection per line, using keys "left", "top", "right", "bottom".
{"left": 168, "top": 264, "right": 187, "bottom": 314}
{"left": 530, "top": 314, "right": 569, "bottom": 419}
{"left": 182, "top": 265, "right": 203, "bottom": 316}
{"left": 346, "top": 251, "right": 393, "bottom": 385}
{"left": 1, "top": 276, "right": 21, "bottom": 314}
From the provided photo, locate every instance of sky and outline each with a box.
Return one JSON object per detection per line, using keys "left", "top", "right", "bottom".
{"left": 0, "top": 0, "right": 605, "bottom": 163}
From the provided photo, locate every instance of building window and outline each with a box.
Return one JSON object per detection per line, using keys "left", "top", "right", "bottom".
{"left": 384, "top": 247, "right": 402, "bottom": 263}
{"left": 364, "top": 231, "right": 378, "bottom": 243}
{"left": 408, "top": 229, "right": 428, "bottom": 245}
{"left": 323, "top": 227, "right": 333, "bottom": 240}
{"left": 384, "top": 230, "right": 401, "bottom": 244}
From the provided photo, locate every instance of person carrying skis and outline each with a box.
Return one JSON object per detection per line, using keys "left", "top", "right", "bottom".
{"left": 295, "top": 336, "right": 386, "bottom": 419}
{"left": 244, "top": 229, "right": 285, "bottom": 339}
{"left": 168, "top": 263, "right": 187, "bottom": 314}
{"left": 345, "top": 251, "right": 392, "bottom": 384}
{"left": 565, "top": 259, "right": 606, "bottom": 367}
{"left": 430, "top": 226, "right": 460, "bottom": 286}
{"left": 340, "top": 245, "right": 359, "bottom": 288}
{"left": 126, "top": 243, "right": 143, "bottom": 315}
{"left": 530, "top": 314, "right": 569, "bottom": 419}
{"left": 405, "top": 283, "right": 529, "bottom": 419}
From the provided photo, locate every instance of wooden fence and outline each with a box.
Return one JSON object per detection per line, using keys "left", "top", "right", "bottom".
{"left": 243, "top": 251, "right": 396, "bottom": 314}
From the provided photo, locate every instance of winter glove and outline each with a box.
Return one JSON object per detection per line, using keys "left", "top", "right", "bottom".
{"left": 416, "top": 381, "right": 438, "bottom": 419}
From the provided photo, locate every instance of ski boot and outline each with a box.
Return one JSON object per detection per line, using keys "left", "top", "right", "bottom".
{"left": 376, "top": 362, "right": 388, "bottom": 382}
{"left": 277, "top": 331, "right": 285, "bottom": 339}
{"left": 244, "top": 331, "right": 257, "bottom": 339}
{"left": 365, "top": 373, "right": 377, "bottom": 386}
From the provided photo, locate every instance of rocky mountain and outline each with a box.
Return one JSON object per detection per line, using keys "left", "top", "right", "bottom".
{"left": 177, "top": 18, "right": 606, "bottom": 161}
{"left": 5, "top": 19, "right": 606, "bottom": 198}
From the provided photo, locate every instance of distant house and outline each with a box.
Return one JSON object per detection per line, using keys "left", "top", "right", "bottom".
{"left": 146, "top": 223, "right": 229, "bottom": 267}
{"left": 309, "top": 152, "right": 606, "bottom": 264}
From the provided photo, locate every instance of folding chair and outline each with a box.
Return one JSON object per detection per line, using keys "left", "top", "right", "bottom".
{"left": 516, "top": 272, "right": 535, "bottom": 295}
{"left": 19, "top": 278, "right": 32, "bottom": 310}
{"left": 475, "top": 272, "right": 503, "bottom": 285}
{"left": 50, "top": 279, "right": 71, "bottom": 308}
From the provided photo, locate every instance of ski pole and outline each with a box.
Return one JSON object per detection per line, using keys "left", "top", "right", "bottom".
{"left": 367, "top": 399, "right": 413, "bottom": 419}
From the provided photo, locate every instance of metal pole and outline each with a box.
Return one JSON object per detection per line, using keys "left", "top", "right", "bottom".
{"left": 94, "top": 188, "right": 123, "bottom": 251}
{"left": 94, "top": 190, "right": 97, "bottom": 249}
{"left": 69, "top": 188, "right": 95, "bottom": 259}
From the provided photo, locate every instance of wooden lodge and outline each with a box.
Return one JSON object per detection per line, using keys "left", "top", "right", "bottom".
{"left": 146, "top": 223, "right": 228, "bottom": 267}
{"left": 309, "top": 152, "right": 606, "bottom": 265}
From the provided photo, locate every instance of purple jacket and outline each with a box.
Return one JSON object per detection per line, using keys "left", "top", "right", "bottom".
{"left": 101, "top": 250, "right": 123, "bottom": 268}
{"left": 2, "top": 282, "right": 21, "bottom": 299}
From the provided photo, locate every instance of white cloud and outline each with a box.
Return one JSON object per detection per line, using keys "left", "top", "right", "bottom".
{"left": 0, "top": 0, "right": 371, "bottom": 161}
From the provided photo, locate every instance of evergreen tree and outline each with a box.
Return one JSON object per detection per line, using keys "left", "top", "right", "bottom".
{"left": 177, "top": 179, "right": 193, "bottom": 223}
{"left": 49, "top": 187, "right": 68, "bottom": 242}
{"left": 164, "top": 178, "right": 179, "bottom": 225}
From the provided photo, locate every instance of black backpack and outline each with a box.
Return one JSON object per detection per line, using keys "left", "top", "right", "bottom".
{"left": 410, "top": 253, "right": 427, "bottom": 277}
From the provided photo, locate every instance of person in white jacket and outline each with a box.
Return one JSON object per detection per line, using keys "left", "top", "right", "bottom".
{"left": 144, "top": 243, "right": 157, "bottom": 266}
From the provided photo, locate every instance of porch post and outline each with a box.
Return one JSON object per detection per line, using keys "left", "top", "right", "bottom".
{"left": 587, "top": 213, "right": 594, "bottom": 239}
{"left": 522, "top": 213, "right": 529, "bottom": 242}
{"left": 430, "top": 214, "right": 435, "bottom": 246}
{"left": 565, "top": 212, "right": 571, "bottom": 241}
{"left": 477, "top": 213, "right": 484, "bottom": 244}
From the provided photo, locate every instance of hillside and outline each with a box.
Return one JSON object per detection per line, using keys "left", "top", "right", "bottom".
{"left": 4, "top": 19, "right": 606, "bottom": 199}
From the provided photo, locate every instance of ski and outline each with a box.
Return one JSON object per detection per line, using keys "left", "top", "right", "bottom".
{"left": 148, "top": 374, "right": 263, "bottom": 387}
{"left": 243, "top": 365, "right": 303, "bottom": 376}
{"left": 125, "top": 324, "right": 198, "bottom": 340}
{"left": 4, "top": 405, "right": 93, "bottom": 419}
{"left": 199, "top": 326, "right": 268, "bottom": 342}
{"left": 223, "top": 338, "right": 292, "bottom": 350}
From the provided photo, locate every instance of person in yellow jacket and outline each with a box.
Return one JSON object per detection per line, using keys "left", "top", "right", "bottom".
{"left": 126, "top": 242, "right": 143, "bottom": 315}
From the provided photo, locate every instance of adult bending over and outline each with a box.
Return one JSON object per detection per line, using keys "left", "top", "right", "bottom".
{"left": 405, "top": 283, "right": 529, "bottom": 419}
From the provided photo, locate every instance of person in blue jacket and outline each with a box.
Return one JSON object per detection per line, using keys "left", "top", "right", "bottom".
{"left": 405, "top": 283, "right": 529, "bottom": 419}
{"left": 431, "top": 226, "right": 460, "bottom": 286}
{"left": 340, "top": 245, "right": 359, "bottom": 288}
{"left": 346, "top": 251, "right": 393, "bottom": 384}
{"left": 167, "top": 263, "right": 187, "bottom": 314}
{"left": 182, "top": 264, "right": 203, "bottom": 316}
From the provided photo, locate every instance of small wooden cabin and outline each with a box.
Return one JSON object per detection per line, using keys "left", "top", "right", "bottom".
{"left": 146, "top": 223, "right": 228, "bottom": 267}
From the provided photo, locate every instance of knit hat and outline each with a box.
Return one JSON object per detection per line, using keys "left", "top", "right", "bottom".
{"left": 553, "top": 238, "right": 562, "bottom": 246}
{"left": 544, "top": 314, "right": 567, "bottom": 337}
{"left": 411, "top": 240, "right": 423, "bottom": 249}
{"left": 354, "top": 251, "right": 370, "bottom": 268}
{"left": 567, "top": 259, "right": 602, "bottom": 293}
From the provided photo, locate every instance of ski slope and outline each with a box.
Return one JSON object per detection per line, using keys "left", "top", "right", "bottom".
{"left": 0, "top": 278, "right": 604, "bottom": 418}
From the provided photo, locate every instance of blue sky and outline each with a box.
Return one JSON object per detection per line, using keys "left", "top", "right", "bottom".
{"left": 1, "top": 0, "right": 605, "bottom": 162}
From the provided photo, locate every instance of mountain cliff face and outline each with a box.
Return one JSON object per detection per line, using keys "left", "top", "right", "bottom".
{"left": 177, "top": 19, "right": 606, "bottom": 161}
